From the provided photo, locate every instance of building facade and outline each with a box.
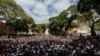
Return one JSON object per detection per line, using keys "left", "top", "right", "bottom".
{"left": 0, "top": 19, "right": 16, "bottom": 36}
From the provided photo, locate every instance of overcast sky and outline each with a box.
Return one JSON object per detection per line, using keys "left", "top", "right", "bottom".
{"left": 15, "top": 0, "right": 78, "bottom": 24}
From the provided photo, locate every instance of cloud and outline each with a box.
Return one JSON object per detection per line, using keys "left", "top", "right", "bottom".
{"left": 32, "top": 2, "right": 48, "bottom": 16}
{"left": 54, "top": 0, "right": 71, "bottom": 13}
{"left": 15, "top": 0, "right": 35, "bottom": 6}
{"left": 15, "top": 0, "right": 77, "bottom": 24}
{"left": 69, "top": 0, "right": 79, "bottom": 4}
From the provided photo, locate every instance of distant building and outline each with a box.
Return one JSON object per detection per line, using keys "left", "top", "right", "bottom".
{"left": 0, "top": 21, "right": 7, "bottom": 35}
{"left": 0, "top": 19, "right": 16, "bottom": 36}
{"left": 71, "top": 21, "right": 91, "bottom": 34}
{"left": 71, "top": 26, "right": 90, "bottom": 33}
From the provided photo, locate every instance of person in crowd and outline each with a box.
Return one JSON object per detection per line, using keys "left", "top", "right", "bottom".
{"left": 0, "top": 35, "right": 100, "bottom": 56}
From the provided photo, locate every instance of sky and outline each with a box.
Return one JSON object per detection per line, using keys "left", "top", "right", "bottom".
{"left": 15, "top": 0, "right": 78, "bottom": 24}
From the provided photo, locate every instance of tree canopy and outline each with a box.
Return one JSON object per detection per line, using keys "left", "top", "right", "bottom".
{"left": 49, "top": 5, "right": 78, "bottom": 36}
{"left": 77, "top": 0, "right": 100, "bottom": 14}
{"left": 34, "top": 24, "right": 46, "bottom": 33}
{"left": 0, "top": 0, "right": 35, "bottom": 33}
{"left": 77, "top": 0, "right": 100, "bottom": 36}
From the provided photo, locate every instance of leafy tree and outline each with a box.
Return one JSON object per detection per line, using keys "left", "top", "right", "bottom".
{"left": 77, "top": 0, "right": 100, "bottom": 36}
{"left": 49, "top": 5, "right": 79, "bottom": 36}
{"left": 95, "top": 22, "right": 100, "bottom": 30}
{"left": 0, "top": 0, "right": 35, "bottom": 34}
{"left": 49, "top": 16, "right": 66, "bottom": 35}
{"left": 77, "top": 0, "right": 100, "bottom": 14}
{"left": 35, "top": 24, "right": 46, "bottom": 33}
{"left": 0, "top": 0, "right": 28, "bottom": 20}
{"left": 11, "top": 17, "right": 35, "bottom": 33}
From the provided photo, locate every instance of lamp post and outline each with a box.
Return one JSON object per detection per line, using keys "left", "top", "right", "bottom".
{"left": 16, "top": 17, "right": 21, "bottom": 43}
{"left": 7, "top": 20, "right": 13, "bottom": 42}
{"left": 7, "top": 26, "right": 10, "bottom": 42}
{"left": 7, "top": 20, "right": 14, "bottom": 42}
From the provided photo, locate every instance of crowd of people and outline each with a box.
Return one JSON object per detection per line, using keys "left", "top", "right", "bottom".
{"left": 0, "top": 35, "right": 100, "bottom": 56}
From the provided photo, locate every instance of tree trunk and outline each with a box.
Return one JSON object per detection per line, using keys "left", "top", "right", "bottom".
{"left": 64, "top": 15, "right": 76, "bottom": 35}
{"left": 90, "top": 24, "right": 96, "bottom": 36}
{"left": 64, "top": 20, "right": 72, "bottom": 35}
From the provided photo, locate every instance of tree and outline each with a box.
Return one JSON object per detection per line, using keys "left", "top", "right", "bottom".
{"left": 11, "top": 17, "right": 35, "bottom": 34}
{"left": 49, "top": 5, "right": 78, "bottom": 36}
{"left": 77, "top": 0, "right": 100, "bottom": 14}
{"left": 49, "top": 16, "right": 67, "bottom": 35}
{"left": 35, "top": 24, "right": 46, "bottom": 33}
{"left": 77, "top": 0, "right": 100, "bottom": 36}
{"left": 0, "top": 0, "right": 28, "bottom": 20}
{"left": 0, "top": 0, "right": 35, "bottom": 34}
{"left": 95, "top": 22, "right": 100, "bottom": 30}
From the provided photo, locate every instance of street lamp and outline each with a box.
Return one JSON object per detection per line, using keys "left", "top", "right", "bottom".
{"left": 16, "top": 17, "right": 21, "bottom": 43}
{"left": 7, "top": 17, "right": 21, "bottom": 43}
{"left": 7, "top": 27, "right": 10, "bottom": 42}
{"left": 7, "top": 20, "right": 14, "bottom": 42}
